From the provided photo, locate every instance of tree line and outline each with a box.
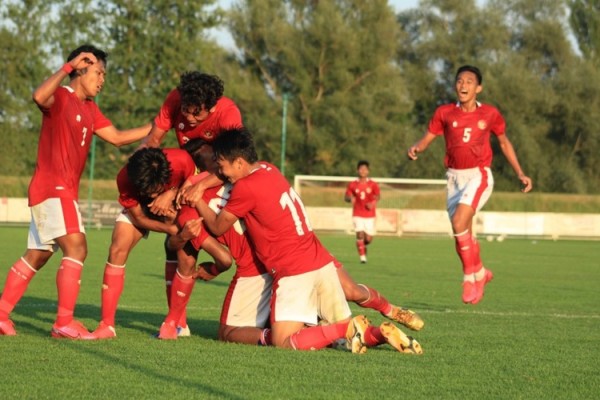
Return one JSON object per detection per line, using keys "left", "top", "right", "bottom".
{"left": 1, "top": 0, "right": 598, "bottom": 193}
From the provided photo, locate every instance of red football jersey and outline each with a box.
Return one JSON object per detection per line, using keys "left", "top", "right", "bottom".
{"left": 428, "top": 102, "right": 505, "bottom": 169}
{"left": 28, "top": 86, "right": 112, "bottom": 206}
{"left": 186, "top": 174, "right": 266, "bottom": 278}
{"left": 117, "top": 148, "right": 196, "bottom": 209}
{"left": 224, "top": 162, "right": 334, "bottom": 277}
{"left": 153, "top": 89, "right": 242, "bottom": 146}
{"left": 345, "top": 179, "right": 380, "bottom": 218}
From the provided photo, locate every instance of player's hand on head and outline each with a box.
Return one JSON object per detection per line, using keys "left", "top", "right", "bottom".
{"left": 70, "top": 52, "right": 97, "bottom": 71}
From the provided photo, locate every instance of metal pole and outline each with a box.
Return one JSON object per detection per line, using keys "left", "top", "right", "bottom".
{"left": 280, "top": 92, "right": 288, "bottom": 176}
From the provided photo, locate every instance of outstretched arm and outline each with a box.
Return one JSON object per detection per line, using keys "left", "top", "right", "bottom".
{"left": 95, "top": 123, "right": 152, "bottom": 147}
{"left": 496, "top": 134, "right": 533, "bottom": 193}
{"left": 141, "top": 122, "right": 169, "bottom": 149}
{"left": 407, "top": 132, "right": 437, "bottom": 160}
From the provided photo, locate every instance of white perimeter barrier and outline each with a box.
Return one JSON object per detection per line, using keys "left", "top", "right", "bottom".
{"left": 1, "top": 198, "right": 599, "bottom": 240}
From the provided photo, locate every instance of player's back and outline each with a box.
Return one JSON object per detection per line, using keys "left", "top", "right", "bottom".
{"left": 225, "top": 162, "right": 333, "bottom": 277}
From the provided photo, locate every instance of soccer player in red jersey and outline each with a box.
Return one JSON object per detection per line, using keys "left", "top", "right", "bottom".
{"left": 0, "top": 45, "right": 152, "bottom": 338}
{"left": 408, "top": 65, "right": 533, "bottom": 305}
{"left": 91, "top": 148, "right": 231, "bottom": 339}
{"left": 344, "top": 160, "right": 380, "bottom": 264}
{"left": 184, "top": 128, "right": 423, "bottom": 353}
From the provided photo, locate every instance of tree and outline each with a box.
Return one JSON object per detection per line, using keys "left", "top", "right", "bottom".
{"left": 228, "top": 0, "right": 412, "bottom": 177}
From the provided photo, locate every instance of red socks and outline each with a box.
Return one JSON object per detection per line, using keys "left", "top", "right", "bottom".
{"left": 100, "top": 263, "right": 125, "bottom": 326}
{"left": 55, "top": 257, "right": 83, "bottom": 326}
{"left": 164, "top": 271, "right": 195, "bottom": 325}
{"left": 289, "top": 321, "right": 348, "bottom": 350}
{"left": 164, "top": 261, "right": 188, "bottom": 327}
{"left": 356, "top": 239, "right": 366, "bottom": 256}
{"left": 454, "top": 230, "right": 476, "bottom": 275}
{"left": 357, "top": 285, "right": 392, "bottom": 315}
{"left": 0, "top": 258, "right": 37, "bottom": 320}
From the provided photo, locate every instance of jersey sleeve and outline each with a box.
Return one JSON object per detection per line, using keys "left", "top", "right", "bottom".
{"left": 153, "top": 89, "right": 180, "bottom": 132}
{"left": 489, "top": 107, "right": 506, "bottom": 136}
{"left": 224, "top": 180, "right": 256, "bottom": 219}
{"left": 427, "top": 105, "right": 446, "bottom": 136}
{"left": 91, "top": 102, "right": 112, "bottom": 131}
{"left": 116, "top": 167, "right": 139, "bottom": 209}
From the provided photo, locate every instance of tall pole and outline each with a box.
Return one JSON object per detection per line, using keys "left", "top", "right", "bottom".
{"left": 280, "top": 92, "right": 288, "bottom": 176}
{"left": 86, "top": 94, "right": 99, "bottom": 229}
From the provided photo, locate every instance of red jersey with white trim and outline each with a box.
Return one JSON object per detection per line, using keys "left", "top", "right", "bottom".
{"left": 153, "top": 89, "right": 242, "bottom": 146}
{"left": 117, "top": 148, "right": 196, "bottom": 209}
{"left": 224, "top": 162, "right": 334, "bottom": 277}
{"left": 345, "top": 179, "right": 380, "bottom": 218}
{"left": 186, "top": 174, "right": 266, "bottom": 278}
{"left": 28, "top": 86, "right": 112, "bottom": 206}
{"left": 428, "top": 103, "right": 505, "bottom": 169}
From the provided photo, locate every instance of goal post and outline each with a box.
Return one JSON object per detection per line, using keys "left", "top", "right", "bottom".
{"left": 293, "top": 175, "right": 447, "bottom": 210}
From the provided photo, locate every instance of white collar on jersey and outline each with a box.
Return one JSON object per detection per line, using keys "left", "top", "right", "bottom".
{"left": 64, "top": 85, "right": 75, "bottom": 93}
{"left": 455, "top": 101, "right": 481, "bottom": 108}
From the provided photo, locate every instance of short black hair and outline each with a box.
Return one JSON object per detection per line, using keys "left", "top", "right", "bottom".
{"left": 183, "top": 138, "right": 212, "bottom": 171}
{"left": 66, "top": 44, "right": 108, "bottom": 79}
{"left": 455, "top": 65, "right": 482, "bottom": 84}
{"left": 178, "top": 72, "right": 224, "bottom": 112}
{"left": 126, "top": 148, "right": 172, "bottom": 198}
{"left": 357, "top": 160, "right": 369, "bottom": 169}
{"left": 212, "top": 127, "right": 258, "bottom": 164}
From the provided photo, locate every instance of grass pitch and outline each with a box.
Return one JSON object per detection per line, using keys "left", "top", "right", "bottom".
{"left": 0, "top": 226, "right": 598, "bottom": 399}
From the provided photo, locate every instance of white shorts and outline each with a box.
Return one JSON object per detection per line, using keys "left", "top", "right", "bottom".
{"left": 220, "top": 273, "right": 273, "bottom": 327}
{"left": 27, "top": 198, "right": 85, "bottom": 252}
{"left": 446, "top": 167, "right": 494, "bottom": 218}
{"left": 115, "top": 208, "right": 149, "bottom": 239}
{"left": 272, "top": 262, "right": 351, "bottom": 326}
{"left": 352, "top": 217, "right": 376, "bottom": 236}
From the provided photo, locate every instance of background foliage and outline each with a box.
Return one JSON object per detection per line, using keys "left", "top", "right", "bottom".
{"left": 1, "top": 0, "right": 599, "bottom": 193}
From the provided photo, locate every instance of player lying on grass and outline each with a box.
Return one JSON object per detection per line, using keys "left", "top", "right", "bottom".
{"left": 179, "top": 129, "right": 423, "bottom": 353}
{"left": 91, "top": 147, "right": 231, "bottom": 339}
{"left": 0, "top": 44, "right": 151, "bottom": 339}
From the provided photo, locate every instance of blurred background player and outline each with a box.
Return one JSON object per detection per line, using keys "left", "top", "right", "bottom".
{"left": 344, "top": 160, "right": 380, "bottom": 264}
{"left": 407, "top": 64, "right": 532, "bottom": 305}
{"left": 0, "top": 44, "right": 151, "bottom": 338}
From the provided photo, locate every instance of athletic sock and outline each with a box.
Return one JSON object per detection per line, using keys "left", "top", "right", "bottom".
{"left": 0, "top": 258, "right": 37, "bottom": 320}
{"left": 357, "top": 284, "right": 392, "bottom": 315}
{"left": 289, "top": 321, "right": 348, "bottom": 350}
{"left": 100, "top": 262, "right": 125, "bottom": 327}
{"left": 164, "top": 270, "right": 195, "bottom": 325}
{"left": 55, "top": 257, "right": 83, "bottom": 327}
{"left": 474, "top": 266, "right": 487, "bottom": 281}
{"left": 471, "top": 236, "right": 483, "bottom": 272}
{"left": 165, "top": 261, "right": 188, "bottom": 327}
{"left": 363, "top": 325, "right": 385, "bottom": 347}
{"left": 356, "top": 239, "right": 366, "bottom": 256}
{"left": 454, "top": 230, "right": 476, "bottom": 279}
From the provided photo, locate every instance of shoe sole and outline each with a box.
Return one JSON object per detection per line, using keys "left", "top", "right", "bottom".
{"left": 380, "top": 322, "right": 423, "bottom": 354}
{"left": 345, "top": 316, "right": 369, "bottom": 354}
{"left": 387, "top": 308, "right": 425, "bottom": 331}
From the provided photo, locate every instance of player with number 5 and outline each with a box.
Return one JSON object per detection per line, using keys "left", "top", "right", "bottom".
{"left": 407, "top": 65, "right": 533, "bottom": 305}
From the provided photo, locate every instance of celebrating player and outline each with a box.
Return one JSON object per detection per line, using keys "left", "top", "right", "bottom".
{"left": 344, "top": 160, "right": 380, "bottom": 264}
{"left": 407, "top": 65, "right": 533, "bottom": 305}
{"left": 92, "top": 147, "right": 231, "bottom": 339}
{"left": 0, "top": 44, "right": 151, "bottom": 338}
{"left": 185, "top": 128, "right": 422, "bottom": 353}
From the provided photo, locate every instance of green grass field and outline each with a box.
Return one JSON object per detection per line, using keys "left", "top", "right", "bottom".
{"left": 0, "top": 226, "right": 598, "bottom": 399}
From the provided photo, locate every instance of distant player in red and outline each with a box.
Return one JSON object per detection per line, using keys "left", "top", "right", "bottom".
{"left": 408, "top": 65, "right": 533, "bottom": 305}
{"left": 185, "top": 128, "right": 422, "bottom": 354}
{"left": 0, "top": 44, "right": 151, "bottom": 338}
{"left": 344, "top": 160, "right": 380, "bottom": 264}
